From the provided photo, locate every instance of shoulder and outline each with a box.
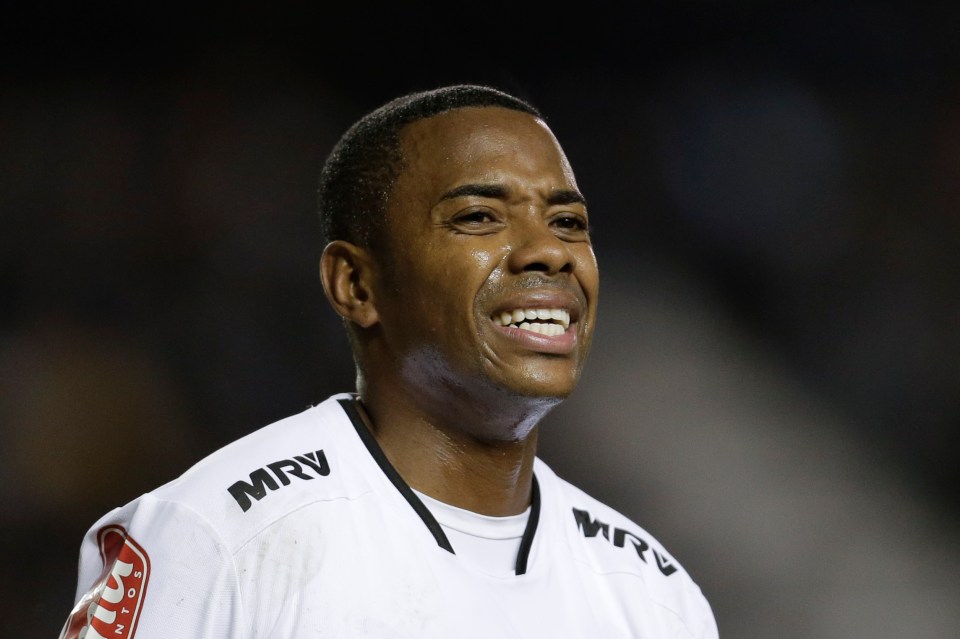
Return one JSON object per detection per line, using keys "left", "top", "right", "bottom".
{"left": 534, "top": 458, "right": 718, "bottom": 638}
{"left": 535, "top": 459, "right": 684, "bottom": 577}
{"left": 111, "top": 393, "right": 364, "bottom": 552}
{"left": 63, "top": 395, "right": 371, "bottom": 638}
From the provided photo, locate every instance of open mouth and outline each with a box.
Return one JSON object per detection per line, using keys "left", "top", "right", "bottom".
{"left": 492, "top": 308, "right": 571, "bottom": 337}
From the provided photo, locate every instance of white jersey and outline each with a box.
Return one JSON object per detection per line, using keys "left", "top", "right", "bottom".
{"left": 61, "top": 393, "right": 718, "bottom": 639}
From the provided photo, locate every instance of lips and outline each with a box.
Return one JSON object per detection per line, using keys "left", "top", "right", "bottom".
{"left": 482, "top": 280, "right": 587, "bottom": 356}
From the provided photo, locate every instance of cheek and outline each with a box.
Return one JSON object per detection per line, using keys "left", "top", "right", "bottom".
{"left": 467, "top": 247, "right": 495, "bottom": 266}
{"left": 577, "top": 248, "right": 600, "bottom": 296}
{"left": 402, "top": 251, "right": 491, "bottom": 320}
{"left": 436, "top": 246, "right": 500, "bottom": 293}
{"left": 437, "top": 249, "right": 501, "bottom": 343}
{"left": 391, "top": 240, "right": 502, "bottom": 320}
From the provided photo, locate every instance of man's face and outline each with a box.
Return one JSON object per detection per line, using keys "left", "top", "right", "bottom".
{"left": 372, "top": 106, "right": 599, "bottom": 410}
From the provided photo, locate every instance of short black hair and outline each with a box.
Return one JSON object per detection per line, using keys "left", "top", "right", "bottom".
{"left": 317, "top": 84, "right": 542, "bottom": 250}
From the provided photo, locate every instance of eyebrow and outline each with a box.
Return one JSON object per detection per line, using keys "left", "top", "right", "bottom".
{"left": 438, "top": 183, "right": 587, "bottom": 207}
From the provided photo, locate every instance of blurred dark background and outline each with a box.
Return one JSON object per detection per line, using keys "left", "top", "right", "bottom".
{"left": 2, "top": 3, "right": 959, "bottom": 637}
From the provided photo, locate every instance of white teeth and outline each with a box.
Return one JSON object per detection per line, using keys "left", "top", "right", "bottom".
{"left": 493, "top": 308, "right": 571, "bottom": 333}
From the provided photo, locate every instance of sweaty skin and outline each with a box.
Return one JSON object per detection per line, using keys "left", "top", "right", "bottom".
{"left": 321, "top": 106, "right": 599, "bottom": 516}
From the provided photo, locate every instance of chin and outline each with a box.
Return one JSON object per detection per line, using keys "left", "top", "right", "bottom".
{"left": 497, "top": 374, "right": 581, "bottom": 403}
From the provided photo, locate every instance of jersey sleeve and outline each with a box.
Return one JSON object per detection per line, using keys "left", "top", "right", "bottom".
{"left": 698, "top": 592, "right": 720, "bottom": 639}
{"left": 59, "top": 494, "right": 245, "bottom": 639}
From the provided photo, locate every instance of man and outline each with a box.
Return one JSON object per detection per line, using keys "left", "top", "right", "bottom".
{"left": 60, "top": 84, "right": 719, "bottom": 638}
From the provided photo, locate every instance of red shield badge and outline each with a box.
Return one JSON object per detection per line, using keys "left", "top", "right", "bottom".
{"left": 59, "top": 525, "right": 151, "bottom": 639}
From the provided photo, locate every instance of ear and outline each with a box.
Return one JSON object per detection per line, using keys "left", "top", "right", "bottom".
{"left": 320, "top": 240, "right": 380, "bottom": 328}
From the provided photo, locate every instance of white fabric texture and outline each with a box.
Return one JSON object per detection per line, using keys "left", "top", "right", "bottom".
{"left": 413, "top": 488, "right": 529, "bottom": 577}
{"left": 61, "top": 393, "right": 718, "bottom": 639}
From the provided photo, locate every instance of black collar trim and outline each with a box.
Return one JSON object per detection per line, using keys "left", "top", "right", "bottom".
{"left": 514, "top": 474, "right": 540, "bottom": 575}
{"left": 338, "top": 397, "right": 541, "bottom": 575}
{"left": 339, "top": 397, "right": 453, "bottom": 553}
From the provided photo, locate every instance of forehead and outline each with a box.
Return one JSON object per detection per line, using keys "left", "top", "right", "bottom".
{"left": 395, "top": 106, "right": 578, "bottom": 196}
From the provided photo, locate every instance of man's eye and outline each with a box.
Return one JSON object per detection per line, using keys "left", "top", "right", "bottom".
{"left": 455, "top": 210, "right": 496, "bottom": 224}
{"left": 554, "top": 215, "right": 588, "bottom": 231}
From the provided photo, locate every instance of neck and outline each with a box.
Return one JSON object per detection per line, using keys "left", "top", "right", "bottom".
{"left": 353, "top": 388, "right": 548, "bottom": 516}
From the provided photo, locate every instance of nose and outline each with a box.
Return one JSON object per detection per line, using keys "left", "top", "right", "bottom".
{"left": 506, "top": 220, "right": 575, "bottom": 276}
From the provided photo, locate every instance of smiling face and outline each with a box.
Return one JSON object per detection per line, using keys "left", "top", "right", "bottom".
{"left": 367, "top": 106, "right": 599, "bottom": 422}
